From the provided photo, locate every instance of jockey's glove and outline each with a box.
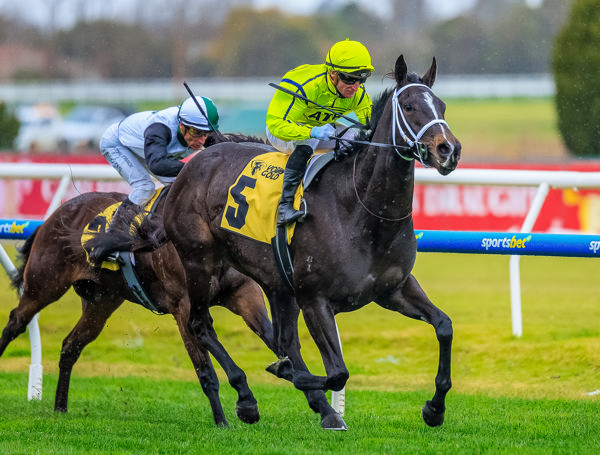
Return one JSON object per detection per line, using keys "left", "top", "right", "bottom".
{"left": 310, "top": 124, "right": 336, "bottom": 141}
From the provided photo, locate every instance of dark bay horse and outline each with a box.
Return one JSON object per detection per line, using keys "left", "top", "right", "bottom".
{"left": 0, "top": 190, "right": 273, "bottom": 426}
{"left": 160, "top": 54, "right": 462, "bottom": 430}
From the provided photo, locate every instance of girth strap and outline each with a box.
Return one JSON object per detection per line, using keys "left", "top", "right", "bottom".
{"left": 117, "top": 251, "right": 161, "bottom": 314}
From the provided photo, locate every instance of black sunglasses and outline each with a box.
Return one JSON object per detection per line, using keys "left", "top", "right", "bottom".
{"left": 337, "top": 72, "right": 369, "bottom": 85}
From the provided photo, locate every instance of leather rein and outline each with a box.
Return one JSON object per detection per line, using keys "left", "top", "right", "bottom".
{"left": 346, "top": 83, "right": 448, "bottom": 222}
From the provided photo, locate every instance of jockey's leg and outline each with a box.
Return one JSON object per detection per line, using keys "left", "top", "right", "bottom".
{"left": 277, "top": 144, "right": 313, "bottom": 227}
{"left": 88, "top": 197, "right": 138, "bottom": 264}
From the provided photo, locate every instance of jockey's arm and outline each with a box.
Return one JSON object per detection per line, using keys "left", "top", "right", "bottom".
{"left": 143, "top": 123, "right": 184, "bottom": 177}
{"left": 266, "top": 92, "right": 313, "bottom": 142}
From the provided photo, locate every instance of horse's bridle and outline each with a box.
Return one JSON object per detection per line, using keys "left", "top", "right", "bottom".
{"left": 391, "top": 83, "right": 449, "bottom": 167}
{"left": 351, "top": 83, "right": 449, "bottom": 222}
{"left": 333, "top": 83, "right": 448, "bottom": 167}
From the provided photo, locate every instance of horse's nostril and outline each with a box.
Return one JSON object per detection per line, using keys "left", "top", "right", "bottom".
{"left": 437, "top": 142, "right": 453, "bottom": 160}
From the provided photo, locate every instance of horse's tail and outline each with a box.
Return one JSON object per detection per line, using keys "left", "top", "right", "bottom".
{"left": 10, "top": 225, "right": 39, "bottom": 293}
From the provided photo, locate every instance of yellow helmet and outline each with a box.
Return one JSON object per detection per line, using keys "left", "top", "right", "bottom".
{"left": 325, "top": 39, "right": 374, "bottom": 77}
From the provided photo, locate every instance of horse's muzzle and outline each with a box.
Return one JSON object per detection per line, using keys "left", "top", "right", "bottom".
{"left": 435, "top": 140, "right": 461, "bottom": 175}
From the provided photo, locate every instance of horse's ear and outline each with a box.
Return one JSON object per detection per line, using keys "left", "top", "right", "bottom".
{"left": 422, "top": 57, "right": 438, "bottom": 88}
{"left": 394, "top": 54, "right": 408, "bottom": 85}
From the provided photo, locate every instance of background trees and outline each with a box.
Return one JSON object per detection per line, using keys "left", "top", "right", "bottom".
{"left": 5, "top": 0, "right": 598, "bottom": 157}
{"left": 552, "top": 0, "right": 600, "bottom": 157}
{"left": 0, "top": 0, "right": 572, "bottom": 81}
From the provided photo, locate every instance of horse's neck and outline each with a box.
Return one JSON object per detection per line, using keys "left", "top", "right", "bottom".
{"left": 352, "top": 123, "right": 415, "bottom": 222}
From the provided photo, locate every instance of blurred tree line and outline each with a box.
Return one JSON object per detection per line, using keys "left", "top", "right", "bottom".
{"left": 552, "top": 0, "right": 600, "bottom": 157}
{"left": 0, "top": 0, "right": 571, "bottom": 81}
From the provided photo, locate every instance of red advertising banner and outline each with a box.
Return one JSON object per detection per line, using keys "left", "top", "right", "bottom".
{"left": 2, "top": 154, "right": 600, "bottom": 233}
{"left": 0, "top": 154, "right": 130, "bottom": 218}
{"left": 412, "top": 162, "right": 600, "bottom": 233}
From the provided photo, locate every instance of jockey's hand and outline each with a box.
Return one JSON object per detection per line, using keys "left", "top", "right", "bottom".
{"left": 310, "top": 124, "right": 336, "bottom": 141}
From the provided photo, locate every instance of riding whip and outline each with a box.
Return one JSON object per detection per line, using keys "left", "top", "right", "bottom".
{"left": 183, "top": 81, "right": 220, "bottom": 134}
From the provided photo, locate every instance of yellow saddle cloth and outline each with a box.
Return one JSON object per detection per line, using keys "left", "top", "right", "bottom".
{"left": 81, "top": 187, "right": 166, "bottom": 270}
{"left": 220, "top": 152, "right": 303, "bottom": 244}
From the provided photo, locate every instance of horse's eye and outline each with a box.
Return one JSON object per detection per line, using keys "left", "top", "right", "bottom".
{"left": 403, "top": 104, "right": 413, "bottom": 112}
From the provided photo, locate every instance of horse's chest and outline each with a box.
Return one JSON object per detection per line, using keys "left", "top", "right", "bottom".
{"left": 297, "top": 236, "right": 414, "bottom": 300}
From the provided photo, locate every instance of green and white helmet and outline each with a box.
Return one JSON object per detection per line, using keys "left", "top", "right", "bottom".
{"left": 178, "top": 96, "right": 219, "bottom": 131}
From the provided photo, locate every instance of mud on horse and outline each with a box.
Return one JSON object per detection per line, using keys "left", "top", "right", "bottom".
{"left": 160, "top": 54, "right": 461, "bottom": 430}
{"left": 0, "top": 190, "right": 273, "bottom": 427}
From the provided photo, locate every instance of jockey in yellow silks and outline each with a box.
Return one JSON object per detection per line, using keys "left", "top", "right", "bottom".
{"left": 266, "top": 39, "right": 374, "bottom": 226}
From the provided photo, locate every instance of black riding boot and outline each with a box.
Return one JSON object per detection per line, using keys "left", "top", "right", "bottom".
{"left": 88, "top": 198, "right": 137, "bottom": 264}
{"left": 277, "top": 144, "right": 313, "bottom": 227}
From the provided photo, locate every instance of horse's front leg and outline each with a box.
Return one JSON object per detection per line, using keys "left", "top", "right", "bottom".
{"left": 380, "top": 273, "right": 453, "bottom": 427}
{"left": 266, "top": 289, "right": 346, "bottom": 430}
{"left": 298, "top": 297, "right": 349, "bottom": 392}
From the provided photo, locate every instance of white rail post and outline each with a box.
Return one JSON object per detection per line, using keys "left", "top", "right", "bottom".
{"left": 45, "top": 174, "right": 71, "bottom": 218}
{"left": 510, "top": 182, "right": 550, "bottom": 337}
{"left": 0, "top": 245, "right": 43, "bottom": 400}
{"left": 26, "top": 313, "right": 43, "bottom": 400}
{"left": 330, "top": 320, "right": 345, "bottom": 416}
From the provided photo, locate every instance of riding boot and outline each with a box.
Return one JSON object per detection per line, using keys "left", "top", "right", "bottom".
{"left": 277, "top": 144, "right": 313, "bottom": 227}
{"left": 88, "top": 198, "right": 137, "bottom": 264}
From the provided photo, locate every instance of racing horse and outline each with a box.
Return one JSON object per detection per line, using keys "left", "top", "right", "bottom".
{"left": 160, "top": 54, "right": 462, "bottom": 430}
{"left": 0, "top": 190, "right": 273, "bottom": 426}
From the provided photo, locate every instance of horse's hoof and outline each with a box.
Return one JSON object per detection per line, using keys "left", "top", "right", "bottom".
{"left": 235, "top": 403, "right": 260, "bottom": 424}
{"left": 321, "top": 413, "right": 347, "bottom": 431}
{"left": 265, "top": 357, "right": 293, "bottom": 381}
{"left": 421, "top": 400, "right": 445, "bottom": 427}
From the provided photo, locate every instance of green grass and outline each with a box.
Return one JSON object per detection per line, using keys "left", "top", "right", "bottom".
{"left": 444, "top": 98, "right": 566, "bottom": 161}
{"left": 0, "top": 375, "right": 598, "bottom": 454}
{"left": 1, "top": 245, "right": 599, "bottom": 453}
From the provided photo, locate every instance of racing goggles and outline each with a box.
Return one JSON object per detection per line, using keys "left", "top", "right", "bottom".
{"left": 337, "top": 71, "right": 370, "bottom": 85}
{"left": 184, "top": 124, "right": 210, "bottom": 138}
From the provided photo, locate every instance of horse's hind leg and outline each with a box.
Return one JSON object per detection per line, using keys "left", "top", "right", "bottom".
{"left": 0, "top": 296, "right": 47, "bottom": 357}
{"left": 188, "top": 303, "right": 260, "bottom": 425}
{"left": 380, "top": 274, "right": 452, "bottom": 427}
{"left": 216, "top": 269, "right": 274, "bottom": 351}
{"left": 172, "top": 306, "right": 231, "bottom": 426}
{"left": 0, "top": 276, "right": 72, "bottom": 357}
{"left": 55, "top": 297, "right": 123, "bottom": 412}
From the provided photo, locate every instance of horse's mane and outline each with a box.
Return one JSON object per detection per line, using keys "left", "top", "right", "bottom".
{"left": 206, "top": 132, "right": 267, "bottom": 147}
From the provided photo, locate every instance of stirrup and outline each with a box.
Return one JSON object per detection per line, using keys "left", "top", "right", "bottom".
{"left": 277, "top": 199, "right": 307, "bottom": 227}
{"left": 105, "top": 252, "right": 119, "bottom": 263}
{"left": 89, "top": 247, "right": 118, "bottom": 265}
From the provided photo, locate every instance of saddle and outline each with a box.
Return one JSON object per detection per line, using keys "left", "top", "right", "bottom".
{"left": 80, "top": 187, "right": 169, "bottom": 313}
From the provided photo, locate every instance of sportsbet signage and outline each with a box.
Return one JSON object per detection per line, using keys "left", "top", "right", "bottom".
{"left": 0, "top": 219, "right": 43, "bottom": 239}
